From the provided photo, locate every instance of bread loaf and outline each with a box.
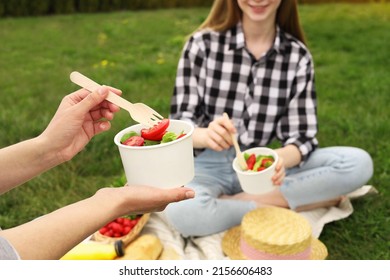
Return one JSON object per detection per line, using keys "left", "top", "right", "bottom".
{"left": 116, "top": 234, "right": 162, "bottom": 260}
{"left": 158, "top": 246, "right": 181, "bottom": 260}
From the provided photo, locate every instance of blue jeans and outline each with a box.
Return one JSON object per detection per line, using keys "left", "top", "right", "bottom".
{"left": 165, "top": 146, "right": 373, "bottom": 237}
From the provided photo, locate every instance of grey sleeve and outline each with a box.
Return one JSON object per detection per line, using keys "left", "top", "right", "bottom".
{"left": 0, "top": 236, "right": 20, "bottom": 260}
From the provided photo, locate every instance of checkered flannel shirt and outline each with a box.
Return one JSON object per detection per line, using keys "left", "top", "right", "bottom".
{"left": 170, "top": 23, "right": 318, "bottom": 161}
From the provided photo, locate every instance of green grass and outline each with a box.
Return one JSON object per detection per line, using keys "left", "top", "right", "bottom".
{"left": 0, "top": 4, "right": 389, "bottom": 260}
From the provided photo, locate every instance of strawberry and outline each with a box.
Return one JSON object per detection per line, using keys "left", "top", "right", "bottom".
{"left": 122, "top": 218, "right": 131, "bottom": 227}
{"left": 123, "top": 226, "right": 132, "bottom": 235}
{"left": 129, "top": 219, "right": 138, "bottom": 227}
{"left": 98, "top": 215, "right": 142, "bottom": 238}
{"left": 104, "top": 229, "right": 114, "bottom": 237}
{"left": 99, "top": 227, "right": 108, "bottom": 235}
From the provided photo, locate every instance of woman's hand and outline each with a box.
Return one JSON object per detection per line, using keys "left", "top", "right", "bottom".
{"left": 272, "top": 144, "right": 302, "bottom": 186}
{"left": 272, "top": 156, "right": 285, "bottom": 186}
{"left": 192, "top": 115, "right": 236, "bottom": 151}
{"left": 39, "top": 86, "right": 121, "bottom": 163}
{"left": 95, "top": 185, "right": 196, "bottom": 216}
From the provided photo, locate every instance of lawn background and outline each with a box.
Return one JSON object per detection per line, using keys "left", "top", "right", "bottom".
{"left": 0, "top": 3, "right": 389, "bottom": 259}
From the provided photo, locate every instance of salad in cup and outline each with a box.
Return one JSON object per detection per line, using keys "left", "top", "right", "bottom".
{"left": 114, "top": 119, "right": 195, "bottom": 189}
{"left": 120, "top": 119, "right": 186, "bottom": 147}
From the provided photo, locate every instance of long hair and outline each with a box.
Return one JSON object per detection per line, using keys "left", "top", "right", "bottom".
{"left": 198, "top": 0, "right": 307, "bottom": 45}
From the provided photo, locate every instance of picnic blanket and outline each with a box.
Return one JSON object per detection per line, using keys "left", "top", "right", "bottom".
{"left": 140, "top": 185, "right": 378, "bottom": 260}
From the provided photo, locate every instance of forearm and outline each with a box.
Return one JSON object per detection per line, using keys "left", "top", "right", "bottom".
{"left": 0, "top": 191, "right": 118, "bottom": 260}
{"left": 0, "top": 135, "right": 62, "bottom": 194}
{"left": 192, "top": 127, "right": 208, "bottom": 149}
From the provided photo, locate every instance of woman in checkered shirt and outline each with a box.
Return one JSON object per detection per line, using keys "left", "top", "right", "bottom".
{"left": 165, "top": 0, "right": 373, "bottom": 237}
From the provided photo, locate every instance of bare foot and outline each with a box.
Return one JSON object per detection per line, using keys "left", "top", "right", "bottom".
{"left": 219, "top": 189, "right": 289, "bottom": 208}
{"left": 295, "top": 196, "right": 346, "bottom": 212}
{"left": 220, "top": 191, "right": 346, "bottom": 212}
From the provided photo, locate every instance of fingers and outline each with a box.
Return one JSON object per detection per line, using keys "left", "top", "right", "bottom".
{"left": 222, "top": 113, "right": 237, "bottom": 134}
{"left": 138, "top": 187, "right": 195, "bottom": 213}
{"left": 179, "top": 187, "right": 196, "bottom": 200}
{"left": 152, "top": 187, "right": 195, "bottom": 212}
{"left": 76, "top": 87, "right": 109, "bottom": 114}
{"left": 206, "top": 116, "right": 235, "bottom": 150}
{"left": 272, "top": 157, "right": 285, "bottom": 186}
{"left": 93, "top": 121, "right": 111, "bottom": 135}
{"left": 76, "top": 86, "right": 120, "bottom": 122}
{"left": 90, "top": 107, "right": 115, "bottom": 121}
{"left": 72, "top": 88, "right": 90, "bottom": 100}
{"left": 206, "top": 128, "right": 231, "bottom": 150}
{"left": 162, "top": 187, "right": 195, "bottom": 203}
{"left": 102, "top": 85, "right": 121, "bottom": 113}
{"left": 76, "top": 86, "right": 121, "bottom": 114}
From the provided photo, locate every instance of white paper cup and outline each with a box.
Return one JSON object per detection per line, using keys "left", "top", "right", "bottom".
{"left": 114, "top": 120, "right": 195, "bottom": 189}
{"left": 232, "top": 147, "right": 278, "bottom": 195}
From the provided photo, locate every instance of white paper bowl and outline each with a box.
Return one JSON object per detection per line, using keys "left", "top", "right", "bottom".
{"left": 232, "top": 147, "right": 278, "bottom": 195}
{"left": 114, "top": 120, "right": 195, "bottom": 189}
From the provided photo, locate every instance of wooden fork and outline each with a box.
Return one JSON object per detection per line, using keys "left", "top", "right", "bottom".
{"left": 70, "top": 71, "right": 163, "bottom": 127}
{"left": 223, "top": 112, "right": 248, "bottom": 170}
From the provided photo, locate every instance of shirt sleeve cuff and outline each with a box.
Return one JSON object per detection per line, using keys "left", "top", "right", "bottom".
{"left": 285, "top": 139, "right": 317, "bottom": 165}
{"left": 0, "top": 236, "right": 21, "bottom": 260}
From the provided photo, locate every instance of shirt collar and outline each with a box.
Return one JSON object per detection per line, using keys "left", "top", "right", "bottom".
{"left": 228, "top": 22, "right": 246, "bottom": 50}
{"left": 228, "top": 22, "right": 287, "bottom": 55}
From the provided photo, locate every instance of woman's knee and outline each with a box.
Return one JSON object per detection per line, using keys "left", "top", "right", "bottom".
{"left": 350, "top": 147, "right": 374, "bottom": 184}
{"left": 331, "top": 146, "right": 374, "bottom": 189}
{"left": 164, "top": 196, "right": 212, "bottom": 237}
